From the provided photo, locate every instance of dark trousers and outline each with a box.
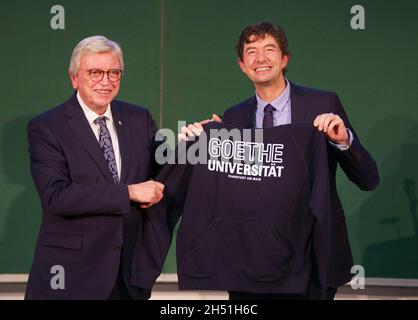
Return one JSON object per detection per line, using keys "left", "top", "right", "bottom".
{"left": 108, "top": 266, "right": 134, "bottom": 300}
{"left": 108, "top": 266, "right": 151, "bottom": 300}
{"left": 108, "top": 249, "right": 150, "bottom": 300}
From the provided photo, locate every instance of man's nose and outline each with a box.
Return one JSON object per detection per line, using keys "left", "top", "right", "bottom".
{"left": 99, "top": 72, "right": 111, "bottom": 84}
{"left": 254, "top": 52, "right": 267, "bottom": 63}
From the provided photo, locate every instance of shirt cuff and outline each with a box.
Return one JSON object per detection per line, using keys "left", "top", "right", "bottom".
{"left": 328, "top": 129, "right": 353, "bottom": 151}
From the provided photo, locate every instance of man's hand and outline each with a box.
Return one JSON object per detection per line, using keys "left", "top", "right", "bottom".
{"left": 128, "top": 180, "right": 165, "bottom": 209}
{"left": 313, "top": 113, "right": 349, "bottom": 145}
{"left": 178, "top": 114, "right": 222, "bottom": 141}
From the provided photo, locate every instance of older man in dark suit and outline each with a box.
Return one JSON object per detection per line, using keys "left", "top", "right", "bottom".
{"left": 25, "top": 36, "right": 164, "bottom": 299}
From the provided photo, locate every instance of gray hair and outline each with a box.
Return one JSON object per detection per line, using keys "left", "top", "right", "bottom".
{"left": 69, "top": 35, "right": 124, "bottom": 75}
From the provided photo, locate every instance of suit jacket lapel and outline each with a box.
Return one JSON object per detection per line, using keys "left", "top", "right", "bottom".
{"left": 65, "top": 93, "right": 114, "bottom": 183}
{"left": 111, "top": 101, "right": 131, "bottom": 184}
{"left": 248, "top": 82, "right": 307, "bottom": 127}
{"left": 289, "top": 82, "right": 307, "bottom": 124}
{"left": 249, "top": 96, "right": 258, "bottom": 128}
{"left": 246, "top": 96, "right": 257, "bottom": 128}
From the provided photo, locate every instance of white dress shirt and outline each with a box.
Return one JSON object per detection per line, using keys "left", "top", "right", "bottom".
{"left": 77, "top": 92, "right": 122, "bottom": 180}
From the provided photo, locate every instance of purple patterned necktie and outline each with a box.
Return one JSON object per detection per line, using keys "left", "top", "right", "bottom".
{"left": 94, "top": 116, "right": 119, "bottom": 184}
{"left": 263, "top": 104, "right": 276, "bottom": 128}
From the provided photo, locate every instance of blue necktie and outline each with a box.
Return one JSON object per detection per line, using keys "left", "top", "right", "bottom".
{"left": 94, "top": 116, "right": 119, "bottom": 184}
{"left": 263, "top": 104, "right": 275, "bottom": 128}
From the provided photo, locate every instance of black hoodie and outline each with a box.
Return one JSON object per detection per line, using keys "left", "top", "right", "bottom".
{"left": 131, "top": 121, "right": 332, "bottom": 298}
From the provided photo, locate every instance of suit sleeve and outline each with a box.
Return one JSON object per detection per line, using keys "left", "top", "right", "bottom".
{"left": 309, "top": 132, "right": 332, "bottom": 299}
{"left": 330, "top": 93, "right": 380, "bottom": 191}
{"left": 27, "top": 119, "right": 131, "bottom": 217}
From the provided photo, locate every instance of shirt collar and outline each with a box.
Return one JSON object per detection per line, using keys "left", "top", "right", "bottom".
{"left": 76, "top": 91, "right": 113, "bottom": 125}
{"left": 256, "top": 78, "right": 291, "bottom": 113}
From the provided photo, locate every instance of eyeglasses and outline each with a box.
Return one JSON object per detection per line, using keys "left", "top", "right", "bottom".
{"left": 85, "top": 69, "right": 123, "bottom": 82}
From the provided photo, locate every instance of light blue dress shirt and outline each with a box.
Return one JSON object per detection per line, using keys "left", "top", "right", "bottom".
{"left": 255, "top": 79, "right": 352, "bottom": 150}
{"left": 255, "top": 79, "right": 291, "bottom": 129}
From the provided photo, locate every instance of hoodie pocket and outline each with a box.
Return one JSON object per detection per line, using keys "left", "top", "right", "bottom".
{"left": 187, "top": 218, "right": 293, "bottom": 281}
{"left": 187, "top": 219, "right": 221, "bottom": 277}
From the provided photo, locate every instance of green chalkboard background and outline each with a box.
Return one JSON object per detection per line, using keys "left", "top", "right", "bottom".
{"left": 0, "top": 0, "right": 417, "bottom": 279}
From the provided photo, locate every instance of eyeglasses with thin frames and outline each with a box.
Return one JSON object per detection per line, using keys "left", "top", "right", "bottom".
{"left": 84, "top": 69, "right": 123, "bottom": 82}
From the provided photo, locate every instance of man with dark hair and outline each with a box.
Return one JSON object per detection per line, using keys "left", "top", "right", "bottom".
{"left": 181, "top": 21, "right": 380, "bottom": 299}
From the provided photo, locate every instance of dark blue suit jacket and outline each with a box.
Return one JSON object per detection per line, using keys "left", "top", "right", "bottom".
{"left": 25, "top": 93, "right": 158, "bottom": 299}
{"left": 222, "top": 82, "right": 380, "bottom": 287}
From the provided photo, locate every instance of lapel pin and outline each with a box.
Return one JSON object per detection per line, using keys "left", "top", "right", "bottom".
{"left": 118, "top": 120, "right": 122, "bottom": 126}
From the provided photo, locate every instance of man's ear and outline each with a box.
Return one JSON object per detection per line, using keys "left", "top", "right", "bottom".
{"left": 238, "top": 58, "right": 247, "bottom": 75}
{"left": 69, "top": 73, "right": 78, "bottom": 90}
{"left": 282, "top": 55, "right": 289, "bottom": 70}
